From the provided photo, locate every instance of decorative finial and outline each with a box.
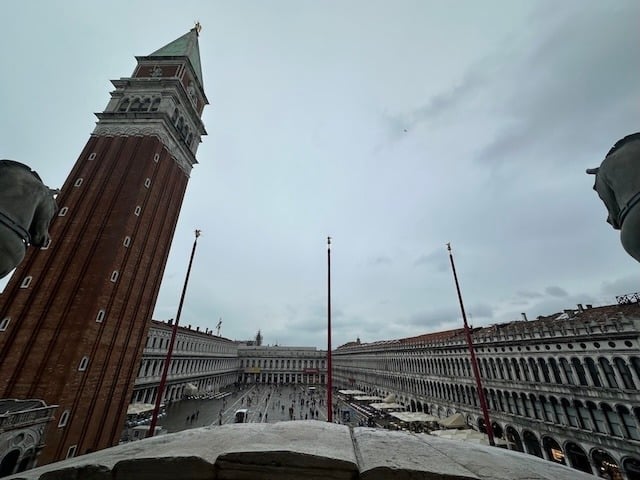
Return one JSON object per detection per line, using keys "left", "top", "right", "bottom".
{"left": 327, "top": 236, "right": 332, "bottom": 247}
{"left": 194, "top": 21, "right": 202, "bottom": 34}
{"left": 195, "top": 229, "right": 202, "bottom": 238}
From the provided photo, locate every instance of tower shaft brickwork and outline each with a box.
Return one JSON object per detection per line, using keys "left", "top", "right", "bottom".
{"left": 0, "top": 28, "right": 208, "bottom": 464}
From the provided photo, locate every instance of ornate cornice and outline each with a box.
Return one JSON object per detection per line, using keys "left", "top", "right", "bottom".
{"left": 91, "top": 122, "right": 193, "bottom": 176}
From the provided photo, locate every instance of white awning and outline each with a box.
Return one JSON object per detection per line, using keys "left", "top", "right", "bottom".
{"left": 389, "top": 412, "right": 439, "bottom": 423}
{"left": 127, "top": 403, "right": 155, "bottom": 415}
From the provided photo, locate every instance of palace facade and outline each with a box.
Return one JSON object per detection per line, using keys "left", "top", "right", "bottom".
{"left": 333, "top": 302, "right": 640, "bottom": 480}
{"left": 237, "top": 345, "right": 326, "bottom": 385}
{"left": 130, "top": 320, "right": 238, "bottom": 405}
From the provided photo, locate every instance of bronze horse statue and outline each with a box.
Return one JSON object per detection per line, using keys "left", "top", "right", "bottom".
{"left": 0, "top": 160, "right": 58, "bottom": 278}
{"left": 587, "top": 133, "right": 640, "bottom": 263}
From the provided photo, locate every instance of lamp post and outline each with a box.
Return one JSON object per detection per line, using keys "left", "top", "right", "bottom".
{"left": 147, "top": 229, "right": 202, "bottom": 437}
{"left": 326, "top": 236, "right": 333, "bottom": 422}
{"left": 446, "top": 243, "right": 495, "bottom": 446}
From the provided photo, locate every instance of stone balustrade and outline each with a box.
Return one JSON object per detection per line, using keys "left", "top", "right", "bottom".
{"left": 6, "top": 421, "right": 595, "bottom": 480}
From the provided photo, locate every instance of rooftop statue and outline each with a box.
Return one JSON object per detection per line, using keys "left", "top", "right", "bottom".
{"left": 0, "top": 160, "right": 58, "bottom": 278}
{"left": 587, "top": 132, "right": 640, "bottom": 262}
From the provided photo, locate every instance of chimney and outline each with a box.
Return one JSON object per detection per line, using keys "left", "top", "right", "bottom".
{"left": 188, "top": 324, "right": 192, "bottom": 330}
{"left": 521, "top": 313, "right": 528, "bottom": 321}
{"left": 196, "top": 326, "right": 200, "bottom": 332}
{"left": 577, "top": 304, "right": 584, "bottom": 312}
{"left": 168, "top": 319, "right": 174, "bottom": 325}
{"left": 586, "top": 304, "right": 593, "bottom": 309}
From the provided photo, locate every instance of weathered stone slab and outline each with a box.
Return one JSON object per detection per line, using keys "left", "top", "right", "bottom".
{"left": 420, "top": 434, "right": 595, "bottom": 480}
{"left": 214, "top": 421, "right": 358, "bottom": 480}
{"left": 112, "top": 456, "right": 215, "bottom": 480}
{"left": 352, "top": 427, "right": 479, "bottom": 479}
{"left": 3, "top": 421, "right": 597, "bottom": 480}
{"left": 39, "top": 465, "right": 111, "bottom": 480}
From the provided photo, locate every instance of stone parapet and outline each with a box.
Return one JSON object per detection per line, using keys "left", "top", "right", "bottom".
{"left": 6, "top": 421, "right": 596, "bottom": 480}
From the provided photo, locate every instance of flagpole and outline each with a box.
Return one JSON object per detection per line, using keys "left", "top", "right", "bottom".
{"left": 147, "top": 229, "right": 201, "bottom": 437}
{"left": 447, "top": 243, "right": 495, "bottom": 446}
{"left": 326, "top": 236, "right": 333, "bottom": 422}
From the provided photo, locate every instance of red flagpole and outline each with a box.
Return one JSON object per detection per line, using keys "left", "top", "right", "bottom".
{"left": 447, "top": 243, "right": 495, "bottom": 446}
{"left": 147, "top": 229, "right": 201, "bottom": 437}
{"left": 326, "top": 236, "right": 333, "bottom": 422}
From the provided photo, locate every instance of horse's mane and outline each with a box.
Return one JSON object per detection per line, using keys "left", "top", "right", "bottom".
{"left": 0, "top": 159, "right": 43, "bottom": 183}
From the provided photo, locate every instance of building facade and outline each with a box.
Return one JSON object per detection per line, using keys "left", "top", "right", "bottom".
{"left": 237, "top": 345, "right": 326, "bottom": 385}
{"left": 333, "top": 302, "right": 640, "bottom": 480}
{"left": 131, "top": 320, "right": 238, "bottom": 405}
{"left": 0, "top": 28, "right": 208, "bottom": 465}
{"left": 0, "top": 400, "right": 58, "bottom": 477}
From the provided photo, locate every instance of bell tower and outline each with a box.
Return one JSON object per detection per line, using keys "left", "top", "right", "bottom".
{"left": 0, "top": 27, "right": 208, "bottom": 464}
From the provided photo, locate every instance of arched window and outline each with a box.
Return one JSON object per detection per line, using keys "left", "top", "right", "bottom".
{"left": 95, "top": 309, "right": 105, "bottom": 323}
{"left": 602, "top": 403, "right": 624, "bottom": 436}
{"left": 129, "top": 97, "right": 142, "bottom": 111}
{"left": 559, "top": 358, "right": 575, "bottom": 385}
{"left": 140, "top": 97, "right": 151, "bottom": 111}
{"left": 0, "top": 317, "right": 10, "bottom": 331}
{"left": 74, "top": 178, "right": 83, "bottom": 187}
{"left": 562, "top": 398, "right": 578, "bottom": 427}
{"left": 528, "top": 358, "right": 540, "bottom": 382}
{"left": 78, "top": 356, "right": 89, "bottom": 371}
{"left": 588, "top": 401, "right": 607, "bottom": 433}
{"left": 150, "top": 97, "right": 161, "bottom": 112}
{"left": 118, "top": 98, "right": 130, "bottom": 112}
{"left": 550, "top": 397, "right": 565, "bottom": 425}
{"left": 58, "top": 207, "right": 68, "bottom": 216}
{"left": 511, "top": 358, "right": 521, "bottom": 380}
{"left": 599, "top": 358, "right": 619, "bottom": 388}
{"left": 613, "top": 357, "right": 636, "bottom": 389}
{"left": 20, "top": 276, "right": 32, "bottom": 288}
{"left": 538, "top": 358, "right": 551, "bottom": 383}
{"left": 571, "top": 358, "right": 588, "bottom": 386}
{"left": 617, "top": 405, "right": 640, "bottom": 440}
{"left": 110, "top": 271, "right": 118, "bottom": 282}
{"left": 585, "top": 358, "right": 603, "bottom": 387}
{"left": 58, "top": 409, "right": 70, "bottom": 427}
{"left": 171, "top": 109, "right": 178, "bottom": 122}
{"left": 134, "top": 206, "right": 141, "bottom": 216}
{"left": 549, "top": 358, "right": 562, "bottom": 383}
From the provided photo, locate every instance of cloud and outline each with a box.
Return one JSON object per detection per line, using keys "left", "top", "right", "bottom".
{"left": 383, "top": 71, "right": 486, "bottom": 138}
{"left": 601, "top": 274, "right": 640, "bottom": 296}
{"left": 474, "top": 2, "right": 640, "bottom": 169}
{"left": 517, "top": 290, "right": 543, "bottom": 299}
{"left": 414, "top": 250, "right": 448, "bottom": 272}
{"left": 368, "top": 255, "right": 392, "bottom": 266}
{"left": 545, "top": 286, "right": 568, "bottom": 297}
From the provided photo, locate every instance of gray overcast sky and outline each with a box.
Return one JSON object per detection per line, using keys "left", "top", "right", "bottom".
{"left": 1, "top": 1, "right": 638, "bottom": 348}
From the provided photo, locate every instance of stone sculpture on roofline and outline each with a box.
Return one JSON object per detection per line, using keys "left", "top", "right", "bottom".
{"left": 0, "top": 160, "right": 58, "bottom": 279}
{"left": 587, "top": 132, "right": 640, "bottom": 262}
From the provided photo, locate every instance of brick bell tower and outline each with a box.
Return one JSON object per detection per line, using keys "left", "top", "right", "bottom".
{"left": 0, "top": 26, "right": 208, "bottom": 464}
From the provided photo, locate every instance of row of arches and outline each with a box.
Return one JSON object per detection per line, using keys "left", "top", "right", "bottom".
{"left": 137, "top": 357, "right": 236, "bottom": 379}
{"left": 344, "top": 352, "right": 640, "bottom": 391}
{"left": 337, "top": 368, "right": 640, "bottom": 442}
{"left": 118, "top": 96, "right": 161, "bottom": 113}
{"left": 349, "top": 382, "right": 640, "bottom": 479}
{"left": 170, "top": 108, "right": 195, "bottom": 149}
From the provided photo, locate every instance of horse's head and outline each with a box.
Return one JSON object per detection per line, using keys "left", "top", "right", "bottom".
{"left": 29, "top": 187, "right": 58, "bottom": 248}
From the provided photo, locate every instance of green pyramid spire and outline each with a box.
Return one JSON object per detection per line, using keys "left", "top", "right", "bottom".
{"left": 149, "top": 27, "right": 204, "bottom": 89}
